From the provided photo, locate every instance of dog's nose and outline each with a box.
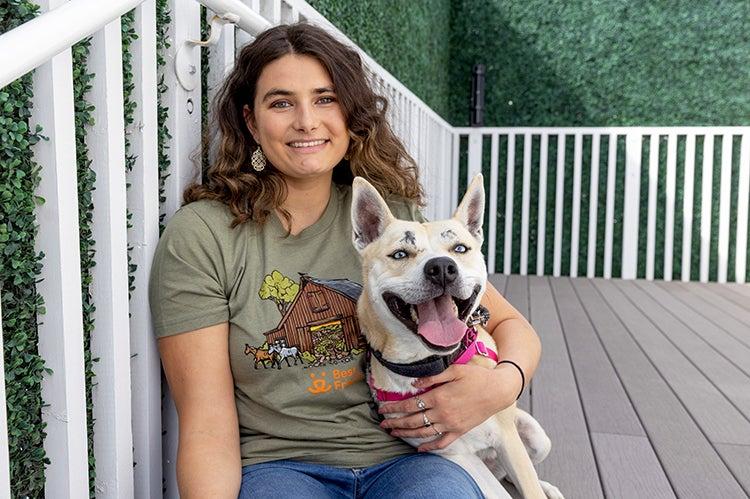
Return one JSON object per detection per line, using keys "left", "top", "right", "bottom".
{"left": 424, "top": 257, "right": 458, "bottom": 288}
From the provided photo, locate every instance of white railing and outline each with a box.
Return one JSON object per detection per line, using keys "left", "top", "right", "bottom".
{"left": 455, "top": 127, "right": 750, "bottom": 284}
{"left": 0, "top": 0, "right": 455, "bottom": 497}
{"left": 1, "top": 1, "right": 749, "bottom": 498}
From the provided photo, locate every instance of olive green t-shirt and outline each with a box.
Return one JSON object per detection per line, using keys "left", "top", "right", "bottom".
{"left": 149, "top": 183, "right": 420, "bottom": 467}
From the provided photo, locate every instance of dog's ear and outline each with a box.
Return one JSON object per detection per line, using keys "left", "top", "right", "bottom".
{"left": 452, "top": 173, "right": 485, "bottom": 242}
{"left": 351, "top": 177, "right": 394, "bottom": 251}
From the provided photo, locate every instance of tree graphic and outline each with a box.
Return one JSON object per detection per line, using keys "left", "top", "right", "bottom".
{"left": 258, "top": 270, "right": 300, "bottom": 315}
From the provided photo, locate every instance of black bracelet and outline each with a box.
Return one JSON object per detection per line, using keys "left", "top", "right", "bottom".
{"left": 497, "top": 360, "right": 526, "bottom": 400}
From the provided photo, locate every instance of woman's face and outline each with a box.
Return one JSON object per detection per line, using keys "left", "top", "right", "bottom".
{"left": 244, "top": 54, "right": 350, "bottom": 183}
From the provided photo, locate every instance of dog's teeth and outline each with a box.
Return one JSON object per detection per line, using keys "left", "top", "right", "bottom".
{"left": 451, "top": 299, "right": 459, "bottom": 316}
{"left": 410, "top": 306, "right": 418, "bottom": 324}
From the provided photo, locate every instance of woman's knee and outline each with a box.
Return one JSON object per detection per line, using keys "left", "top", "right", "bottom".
{"left": 364, "top": 453, "right": 483, "bottom": 499}
{"left": 239, "top": 462, "right": 333, "bottom": 499}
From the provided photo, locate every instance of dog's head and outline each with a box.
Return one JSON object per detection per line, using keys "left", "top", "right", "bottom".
{"left": 351, "top": 175, "right": 487, "bottom": 361}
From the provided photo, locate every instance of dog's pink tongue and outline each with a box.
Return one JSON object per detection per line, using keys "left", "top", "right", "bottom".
{"left": 416, "top": 294, "right": 466, "bottom": 347}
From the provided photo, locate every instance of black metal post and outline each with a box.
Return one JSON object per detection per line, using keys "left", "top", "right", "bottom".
{"left": 470, "top": 64, "right": 485, "bottom": 127}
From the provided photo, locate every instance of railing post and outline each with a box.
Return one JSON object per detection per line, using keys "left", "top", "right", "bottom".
{"left": 504, "top": 133, "right": 516, "bottom": 275}
{"left": 30, "top": 0, "right": 89, "bottom": 495}
{"left": 467, "top": 132, "right": 483, "bottom": 182}
{"left": 736, "top": 133, "right": 750, "bottom": 283}
{"left": 129, "top": 2, "right": 163, "bottom": 497}
{"left": 621, "top": 131, "right": 642, "bottom": 279}
{"left": 487, "top": 133, "right": 500, "bottom": 274}
{"left": 87, "top": 17, "right": 134, "bottom": 497}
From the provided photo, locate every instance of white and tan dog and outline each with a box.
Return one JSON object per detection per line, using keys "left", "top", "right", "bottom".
{"left": 351, "top": 175, "right": 563, "bottom": 499}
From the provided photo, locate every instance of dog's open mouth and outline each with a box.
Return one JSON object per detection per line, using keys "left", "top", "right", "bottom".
{"left": 382, "top": 286, "right": 481, "bottom": 351}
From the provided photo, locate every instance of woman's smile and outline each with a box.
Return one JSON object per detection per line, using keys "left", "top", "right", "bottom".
{"left": 287, "top": 138, "right": 330, "bottom": 153}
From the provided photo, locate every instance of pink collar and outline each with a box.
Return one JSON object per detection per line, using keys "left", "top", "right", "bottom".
{"left": 453, "top": 335, "right": 499, "bottom": 365}
{"left": 371, "top": 330, "right": 498, "bottom": 402}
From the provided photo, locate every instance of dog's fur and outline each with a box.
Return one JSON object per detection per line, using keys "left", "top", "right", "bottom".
{"left": 351, "top": 175, "right": 563, "bottom": 499}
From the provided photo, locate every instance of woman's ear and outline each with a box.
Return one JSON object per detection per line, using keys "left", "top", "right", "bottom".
{"left": 242, "top": 104, "right": 259, "bottom": 142}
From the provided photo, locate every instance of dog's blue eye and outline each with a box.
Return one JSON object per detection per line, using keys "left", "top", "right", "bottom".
{"left": 453, "top": 244, "right": 469, "bottom": 254}
{"left": 390, "top": 250, "right": 408, "bottom": 260}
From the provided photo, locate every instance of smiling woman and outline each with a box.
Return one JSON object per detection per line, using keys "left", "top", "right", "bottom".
{"left": 150, "top": 21, "right": 540, "bottom": 499}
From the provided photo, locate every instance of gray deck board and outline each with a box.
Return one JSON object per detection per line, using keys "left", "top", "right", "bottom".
{"left": 702, "top": 282, "right": 750, "bottom": 313}
{"left": 589, "top": 432, "right": 675, "bottom": 499}
{"left": 657, "top": 280, "right": 750, "bottom": 349}
{"left": 614, "top": 279, "right": 750, "bottom": 445}
{"left": 573, "top": 278, "right": 746, "bottom": 498}
{"left": 715, "top": 443, "right": 750, "bottom": 493}
{"left": 484, "top": 275, "right": 750, "bottom": 498}
{"left": 678, "top": 281, "right": 750, "bottom": 330}
{"left": 550, "top": 277, "right": 645, "bottom": 436}
{"left": 526, "top": 276, "right": 603, "bottom": 498}
{"left": 633, "top": 280, "right": 750, "bottom": 419}
{"left": 634, "top": 280, "right": 750, "bottom": 378}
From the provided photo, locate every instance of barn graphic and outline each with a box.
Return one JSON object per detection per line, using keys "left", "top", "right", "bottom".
{"left": 246, "top": 272, "right": 365, "bottom": 369}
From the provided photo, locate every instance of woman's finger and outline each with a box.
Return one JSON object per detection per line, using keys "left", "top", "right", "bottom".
{"left": 380, "top": 409, "right": 438, "bottom": 431}
{"left": 417, "top": 431, "right": 459, "bottom": 452}
{"left": 391, "top": 423, "right": 445, "bottom": 440}
{"left": 378, "top": 394, "right": 432, "bottom": 415}
{"left": 413, "top": 364, "right": 463, "bottom": 389}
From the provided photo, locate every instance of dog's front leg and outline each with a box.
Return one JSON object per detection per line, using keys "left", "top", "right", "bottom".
{"left": 491, "top": 409, "right": 546, "bottom": 499}
{"left": 438, "top": 452, "right": 514, "bottom": 499}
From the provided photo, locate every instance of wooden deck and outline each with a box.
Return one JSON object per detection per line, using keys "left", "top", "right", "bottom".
{"left": 490, "top": 274, "right": 750, "bottom": 499}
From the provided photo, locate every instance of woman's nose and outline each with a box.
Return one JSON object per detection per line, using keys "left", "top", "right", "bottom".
{"left": 293, "top": 103, "right": 319, "bottom": 132}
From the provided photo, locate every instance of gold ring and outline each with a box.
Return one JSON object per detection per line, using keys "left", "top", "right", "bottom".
{"left": 422, "top": 412, "right": 432, "bottom": 427}
{"left": 415, "top": 397, "right": 427, "bottom": 411}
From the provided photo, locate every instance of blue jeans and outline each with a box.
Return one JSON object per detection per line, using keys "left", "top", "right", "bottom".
{"left": 239, "top": 453, "right": 483, "bottom": 498}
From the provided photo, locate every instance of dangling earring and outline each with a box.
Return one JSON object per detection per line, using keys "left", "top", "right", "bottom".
{"left": 251, "top": 146, "right": 266, "bottom": 172}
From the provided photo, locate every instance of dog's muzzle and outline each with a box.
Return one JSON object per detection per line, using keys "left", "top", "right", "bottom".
{"left": 382, "top": 284, "right": 481, "bottom": 352}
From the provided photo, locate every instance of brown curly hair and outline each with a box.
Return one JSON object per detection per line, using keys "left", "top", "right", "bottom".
{"left": 184, "top": 22, "right": 424, "bottom": 228}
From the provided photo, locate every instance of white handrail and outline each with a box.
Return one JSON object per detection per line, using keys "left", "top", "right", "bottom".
{"left": 0, "top": 0, "right": 269, "bottom": 89}
{"left": 0, "top": 0, "right": 141, "bottom": 88}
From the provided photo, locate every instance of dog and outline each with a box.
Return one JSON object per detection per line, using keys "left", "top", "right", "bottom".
{"left": 351, "top": 174, "right": 563, "bottom": 499}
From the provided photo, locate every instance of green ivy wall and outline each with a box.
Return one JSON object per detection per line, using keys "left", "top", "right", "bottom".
{"left": 309, "top": 0, "right": 750, "bottom": 127}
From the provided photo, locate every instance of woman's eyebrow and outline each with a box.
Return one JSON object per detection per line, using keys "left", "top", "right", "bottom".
{"left": 261, "top": 86, "right": 336, "bottom": 103}
{"left": 261, "top": 88, "right": 292, "bottom": 102}
{"left": 313, "top": 86, "right": 336, "bottom": 94}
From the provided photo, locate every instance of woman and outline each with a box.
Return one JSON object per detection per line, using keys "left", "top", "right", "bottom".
{"left": 149, "top": 22, "right": 541, "bottom": 498}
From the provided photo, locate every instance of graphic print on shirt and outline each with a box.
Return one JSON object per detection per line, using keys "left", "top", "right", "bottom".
{"left": 244, "top": 272, "right": 366, "bottom": 373}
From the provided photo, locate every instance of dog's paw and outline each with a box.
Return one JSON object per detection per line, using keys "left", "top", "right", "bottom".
{"left": 539, "top": 480, "right": 564, "bottom": 499}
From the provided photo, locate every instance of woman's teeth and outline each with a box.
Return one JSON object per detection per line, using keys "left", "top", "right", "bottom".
{"left": 289, "top": 139, "right": 326, "bottom": 148}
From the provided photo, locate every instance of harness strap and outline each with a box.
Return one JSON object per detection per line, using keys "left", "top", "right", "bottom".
{"left": 370, "top": 327, "right": 499, "bottom": 402}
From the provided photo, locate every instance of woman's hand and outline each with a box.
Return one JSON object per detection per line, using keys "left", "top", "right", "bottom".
{"left": 378, "top": 362, "right": 523, "bottom": 452}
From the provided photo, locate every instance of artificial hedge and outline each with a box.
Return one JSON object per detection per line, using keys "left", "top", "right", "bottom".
{"left": 0, "top": 1, "right": 48, "bottom": 497}
{"left": 122, "top": 10, "right": 139, "bottom": 298}
{"left": 307, "top": 0, "right": 452, "bottom": 121}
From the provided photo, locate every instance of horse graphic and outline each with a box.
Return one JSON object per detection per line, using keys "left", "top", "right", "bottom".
{"left": 269, "top": 344, "right": 304, "bottom": 366}
{"left": 244, "top": 344, "right": 281, "bottom": 370}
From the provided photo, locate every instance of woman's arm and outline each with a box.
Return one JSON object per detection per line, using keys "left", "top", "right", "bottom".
{"left": 481, "top": 281, "right": 541, "bottom": 403}
{"left": 159, "top": 322, "right": 241, "bottom": 499}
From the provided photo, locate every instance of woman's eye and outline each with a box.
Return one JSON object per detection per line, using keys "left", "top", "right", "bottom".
{"left": 390, "top": 250, "right": 408, "bottom": 260}
{"left": 453, "top": 244, "right": 469, "bottom": 254}
{"left": 318, "top": 96, "right": 335, "bottom": 104}
{"left": 271, "top": 100, "right": 291, "bottom": 109}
